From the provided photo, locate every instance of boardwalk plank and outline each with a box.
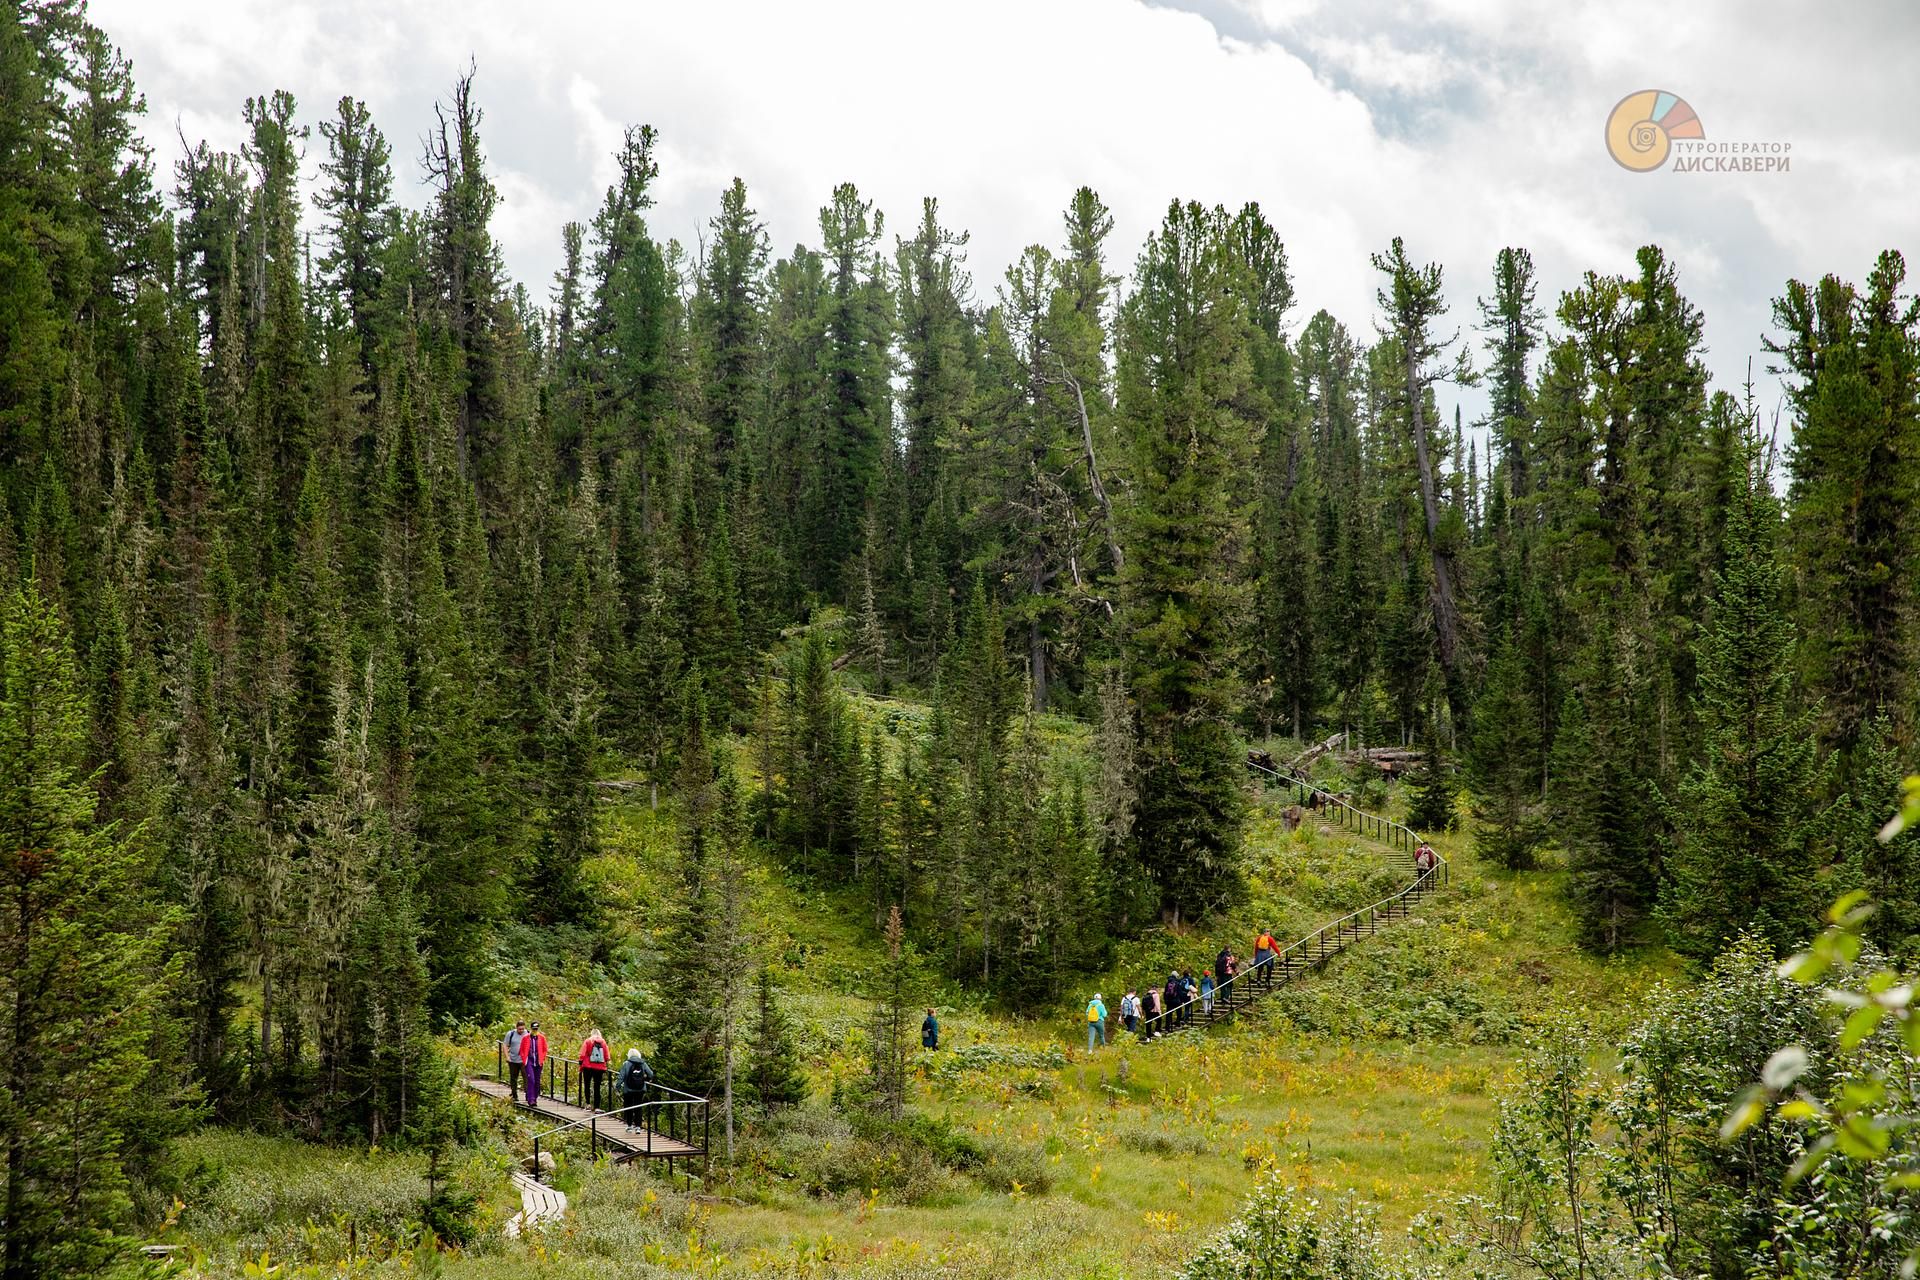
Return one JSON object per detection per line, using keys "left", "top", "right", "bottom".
{"left": 465, "top": 1078, "right": 702, "bottom": 1158}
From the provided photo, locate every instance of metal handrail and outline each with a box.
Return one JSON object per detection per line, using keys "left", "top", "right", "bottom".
{"left": 483, "top": 1051, "right": 712, "bottom": 1185}
{"left": 1130, "top": 758, "right": 1450, "bottom": 1040}
{"left": 1245, "top": 754, "right": 1431, "bottom": 859}
{"left": 526, "top": 1095, "right": 710, "bottom": 1183}
{"left": 492, "top": 1043, "right": 709, "bottom": 1111}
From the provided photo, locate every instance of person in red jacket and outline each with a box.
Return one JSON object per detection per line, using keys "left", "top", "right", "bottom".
{"left": 522, "top": 1021, "right": 549, "bottom": 1106}
{"left": 579, "top": 1028, "right": 612, "bottom": 1110}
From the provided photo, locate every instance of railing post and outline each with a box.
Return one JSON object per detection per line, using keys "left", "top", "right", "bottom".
{"left": 592, "top": 1116, "right": 598, "bottom": 1162}
{"left": 534, "top": 1135, "right": 542, "bottom": 1185}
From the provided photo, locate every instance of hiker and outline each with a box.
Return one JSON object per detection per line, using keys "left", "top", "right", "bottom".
{"left": 1254, "top": 929, "right": 1277, "bottom": 986}
{"left": 1415, "top": 842, "right": 1438, "bottom": 876}
{"left": 1086, "top": 993, "right": 1109, "bottom": 1050}
{"left": 1200, "top": 970, "right": 1215, "bottom": 1017}
{"left": 1120, "top": 990, "right": 1139, "bottom": 1035}
{"left": 522, "top": 1021, "right": 549, "bottom": 1106}
{"left": 579, "top": 1028, "right": 612, "bottom": 1109}
{"left": 616, "top": 1048, "right": 654, "bottom": 1129}
{"left": 503, "top": 1019, "right": 527, "bottom": 1098}
{"left": 1215, "top": 947, "right": 1232, "bottom": 985}
{"left": 1141, "top": 986, "right": 1161, "bottom": 1038}
{"left": 922, "top": 1008, "right": 940, "bottom": 1051}
{"left": 1163, "top": 973, "right": 1182, "bottom": 1030}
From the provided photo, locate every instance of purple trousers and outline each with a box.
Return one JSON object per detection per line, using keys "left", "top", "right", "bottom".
{"left": 524, "top": 1060, "right": 543, "bottom": 1104}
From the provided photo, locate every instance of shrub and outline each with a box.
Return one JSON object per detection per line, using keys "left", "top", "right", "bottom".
{"left": 1180, "top": 1179, "right": 1422, "bottom": 1279}
{"left": 744, "top": 1106, "right": 1050, "bottom": 1204}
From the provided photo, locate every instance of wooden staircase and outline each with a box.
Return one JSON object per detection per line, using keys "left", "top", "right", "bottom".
{"left": 1134, "top": 756, "right": 1448, "bottom": 1041}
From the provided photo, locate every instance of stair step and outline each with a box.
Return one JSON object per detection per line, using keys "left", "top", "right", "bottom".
{"left": 1137, "top": 846, "right": 1448, "bottom": 1044}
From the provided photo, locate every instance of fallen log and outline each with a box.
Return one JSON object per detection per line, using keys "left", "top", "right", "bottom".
{"left": 1287, "top": 731, "right": 1346, "bottom": 773}
{"left": 1342, "top": 746, "right": 1425, "bottom": 774}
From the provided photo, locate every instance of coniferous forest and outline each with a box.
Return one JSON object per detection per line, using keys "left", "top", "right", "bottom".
{"left": 4, "top": 3, "right": 1920, "bottom": 1277}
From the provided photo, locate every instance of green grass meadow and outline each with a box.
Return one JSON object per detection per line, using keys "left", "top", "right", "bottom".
{"left": 164, "top": 731, "right": 1673, "bottom": 1277}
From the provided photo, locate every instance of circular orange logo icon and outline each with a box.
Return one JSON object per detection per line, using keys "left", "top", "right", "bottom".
{"left": 1605, "top": 90, "right": 1704, "bottom": 172}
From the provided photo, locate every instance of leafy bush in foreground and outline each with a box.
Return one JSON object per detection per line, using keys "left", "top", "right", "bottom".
{"left": 1179, "top": 1179, "right": 1423, "bottom": 1280}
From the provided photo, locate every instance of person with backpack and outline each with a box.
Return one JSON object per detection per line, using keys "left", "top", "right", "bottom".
{"left": 1085, "top": 993, "right": 1108, "bottom": 1050}
{"left": 579, "top": 1028, "right": 612, "bottom": 1109}
{"left": 1254, "top": 930, "right": 1277, "bottom": 987}
{"left": 616, "top": 1048, "right": 654, "bottom": 1130}
{"left": 502, "top": 1019, "right": 527, "bottom": 1098}
{"left": 1120, "top": 990, "right": 1139, "bottom": 1035}
{"left": 1415, "top": 842, "right": 1438, "bottom": 877}
{"left": 522, "top": 1021, "right": 549, "bottom": 1106}
{"left": 922, "top": 1008, "right": 940, "bottom": 1051}
{"left": 1141, "top": 986, "right": 1161, "bottom": 1038}
{"left": 1163, "top": 973, "right": 1182, "bottom": 1030}
{"left": 1200, "top": 970, "right": 1215, "bottom": 1018}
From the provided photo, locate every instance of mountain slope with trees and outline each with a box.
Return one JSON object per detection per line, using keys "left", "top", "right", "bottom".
{"left": 0, "top": 2, "right": 1917, "bottom": 1274}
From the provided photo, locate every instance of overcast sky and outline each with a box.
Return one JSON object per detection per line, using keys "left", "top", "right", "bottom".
{"left": 91, "top": 0, "right": 1920, "bottom": 435}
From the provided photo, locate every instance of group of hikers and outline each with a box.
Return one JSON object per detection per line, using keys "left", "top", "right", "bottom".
{"left": 1082, "top": 931, "right": 1280, "bottom": 1047}
{"left": 501, "top": 1019, "right": 658, "bottom": 1127}
{"left": 1082, "top": 843, "right": 1440, "bottom": 1047}
{"left": 506, "top": 840, "right": 1446, "bottom": 1080}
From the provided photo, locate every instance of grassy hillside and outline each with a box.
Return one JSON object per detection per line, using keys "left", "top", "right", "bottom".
{"left": 162, "top": 696, "right": 1678, "bottom": 1278}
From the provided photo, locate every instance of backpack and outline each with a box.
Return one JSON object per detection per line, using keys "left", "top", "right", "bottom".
{"left": 589, "top": 1041, "right": 607, "bottom": 1065}
{"left": 1087, "top": 1003, "right": 1101, "bottom": 1023}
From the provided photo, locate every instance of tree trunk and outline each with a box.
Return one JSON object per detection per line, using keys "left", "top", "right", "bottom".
{"left": 1406, "top": 355, "right": 1462, "bottom": 695}
{"left": 260, "top": 955, "right": 273, "bottom": 1082}
{"left": 7, "top": 890, "right": 32, "bottom": 1280}
{"left": 723, "top": 1014, "right": 734, "bottom": 1163}
{"left": 1029, "top": 615, "right": 1048, "bottom": 712}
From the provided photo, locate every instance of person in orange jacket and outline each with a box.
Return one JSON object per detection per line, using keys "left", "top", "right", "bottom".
{"left": 1254, "top": 929, "right": 1277, "bottom": 986}
{"left": 522, "top": 1021, "right": 549, "bottom": 1105}
{"left": 579, "top": 1028, "right": 612, "bottom": 1109}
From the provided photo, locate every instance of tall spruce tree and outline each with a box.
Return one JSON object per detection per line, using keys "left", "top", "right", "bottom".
{"left": 866, "top": 905, "right": 913, "bottom": 1121}
{"left": 649, "top": 697, "right": 723, "bottom": 1094}
{"left": 1830, "top": 719, "right": 1920, "bottom": 956}
{"left": 0, "top": 579, "right": 177, "bottom": 1279}
{"left": 1117, "top": 201, "right": 1259, "bottom": 922}
{"left": 314, "top": 95, "right": 393, "bottom": 381}
{"left": 802, "top": 184, "right": 892, "bottom": 596}
{"left": 1373, "top": 237, "right": 1467, "bottom": 722}
{"left": 1659, "top": 440, "right": 1822, "bottom": 961}
{"left": 1552, "top": 618, "right": 1659, "bottom": 953}
{"left": 1772, "top": 250, "right": 1920, "bottom": 765}
{"left": 745, "top": 964, "right": 807, "bottom": 1113}
{"left": 693, "top": 177, "right": 769, "bottom": 477}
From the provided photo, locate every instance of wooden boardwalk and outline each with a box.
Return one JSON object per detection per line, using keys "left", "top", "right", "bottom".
{"left": 1133, "top": 755, "right": 1450, "bottom": 1042}
{"left": 504, "top": 1171, "right": 567, "bottom": 1237}
{"left": 465, "top": 1077, "right": 703, "bottom": 1160}
{"left": 1140, "top": 871, "right": 1440, "bottom": 1041}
